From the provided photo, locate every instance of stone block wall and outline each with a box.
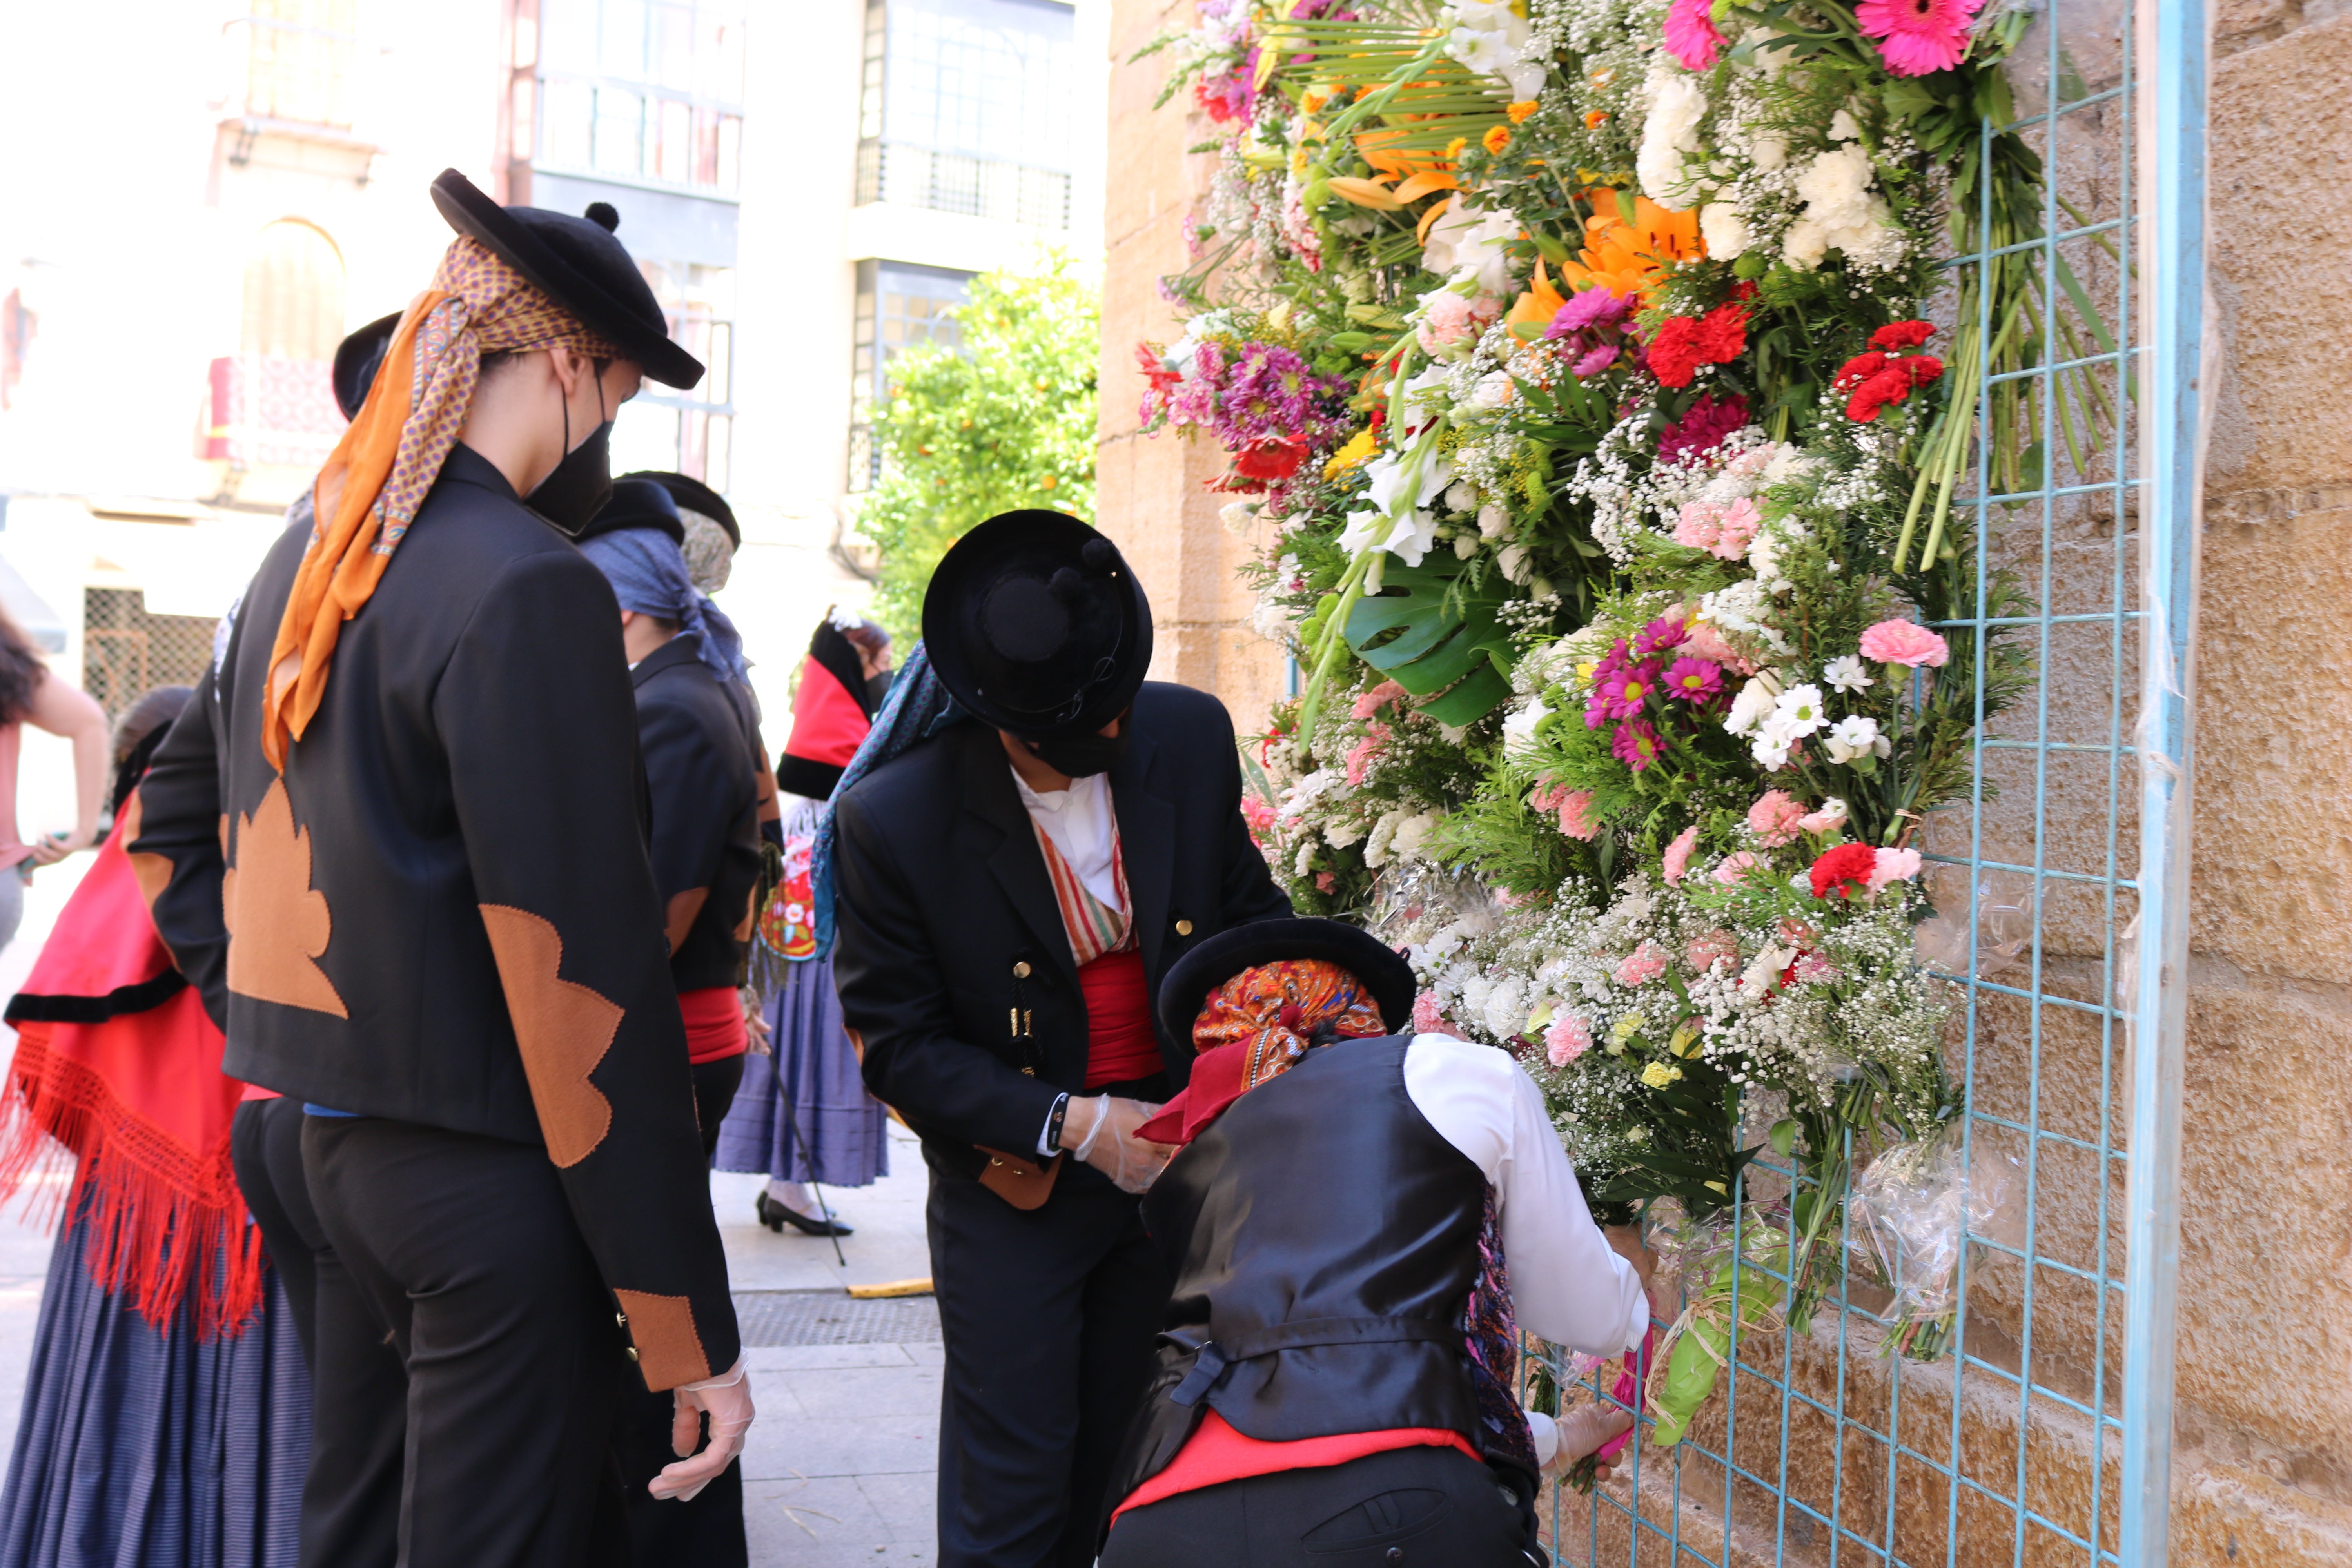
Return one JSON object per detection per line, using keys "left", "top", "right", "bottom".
{"left": 1094, "top": 1, "right": 2352, "bottom": 1559}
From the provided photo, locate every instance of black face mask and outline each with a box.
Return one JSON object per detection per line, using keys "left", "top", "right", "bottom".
{"left": 527, "top": 373, "right": 614, "bottom": 537}
{"left": 1027, "top": 721, "right": 1130, "bottom": 779}
{"left": 865, "top": 670, "right": 895, "bottom": 714}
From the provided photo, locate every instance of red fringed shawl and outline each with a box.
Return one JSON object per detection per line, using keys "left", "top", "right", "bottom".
{"left": 0, "top": 813, "right": 261, "bottom": 1339}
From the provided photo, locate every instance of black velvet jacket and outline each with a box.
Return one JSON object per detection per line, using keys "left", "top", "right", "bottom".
{"left": 632, "top": 634, "right": 761, "bottom": 991}
{"left": 829, "top": 682, "right": 1292, "bottom": 1178}
{"left": 129, "top": 445, "right": 738, "bottom": 1390}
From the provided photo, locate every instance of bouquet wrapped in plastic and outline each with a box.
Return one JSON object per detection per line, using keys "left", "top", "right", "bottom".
{"left": 1846, "top": 1133, "right": 2022, "bottom": 1359}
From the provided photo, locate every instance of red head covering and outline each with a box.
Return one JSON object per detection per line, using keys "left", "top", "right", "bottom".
{"left": 1136, "top": 959, "right": 1388, "bottom": 1146}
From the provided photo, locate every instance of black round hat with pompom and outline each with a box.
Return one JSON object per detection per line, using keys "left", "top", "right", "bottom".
{"left": 922, "top": 510, "right": 1152, "bottom": 739}
{"left": 331, "top": 309, "right": 403, "bottom": 422}
{"left": 1156, "top": 916, "right": 1418, "bottom": 1049}
{"left": 427, "top": 169, "right": 703, "bottom": 390}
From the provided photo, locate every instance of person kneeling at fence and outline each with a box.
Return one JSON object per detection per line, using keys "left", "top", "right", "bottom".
{"left": 1097, "top": 918, "right": 1654, "bottom": 1568}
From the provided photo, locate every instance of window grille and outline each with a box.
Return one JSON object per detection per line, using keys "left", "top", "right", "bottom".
{"left": 535, "top": 0, "right": 745, "bottom": 195}
{"left": 81, "top": 590, "right": 219, "bottom": 728}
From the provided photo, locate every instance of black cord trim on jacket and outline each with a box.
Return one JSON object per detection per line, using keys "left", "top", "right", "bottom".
{"left": 4, "top": 970, "right": 190, "bottom": 1025}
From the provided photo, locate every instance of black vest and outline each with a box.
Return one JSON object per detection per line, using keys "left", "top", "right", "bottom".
{"left": 1107, "top": 1034, "right": 1494, "bottom": 1504}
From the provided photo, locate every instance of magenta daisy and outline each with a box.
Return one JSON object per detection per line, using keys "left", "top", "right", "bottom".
{"left": 1662, "top": 0, "right": 1726, "bottom": 72}
{"left": 1855, "top": 0, "right": 1983, "bottom": 77}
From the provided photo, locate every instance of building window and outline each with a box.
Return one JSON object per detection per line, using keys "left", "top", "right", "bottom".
{"left": 82, "top": 590, "right": 220, "bottom": 726}
{"left": 205, "top": 220, "right": 346, "bottom": 469}
{"left": 612, "top": 260, "right": 735, "bottom": 490}
{"left": 846, "top": 260, "right": 973, "bottom": 492}
{"left": 232, "top": 0, "right": 361, "bottom": 128}
{"left": 537, "top": 0, "right": 745, "bottom": 195}
{"left": 855, "top": 0, "right": 1074, "bottom": 229}
{"left": 241, "top": 219, "right": 345, "bottom": 360}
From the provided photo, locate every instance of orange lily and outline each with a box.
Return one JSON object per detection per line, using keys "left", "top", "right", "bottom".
{"left": 1555, "top": 190, "right": 1705, "bottom": 303}
{"left": 1328, "top": 177, "right": 1405, "bottom": 211}
{"left": 1506, "top": 259, "right": 1568, "bottom": 330}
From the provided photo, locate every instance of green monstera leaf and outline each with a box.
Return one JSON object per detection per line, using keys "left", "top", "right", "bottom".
{"left": 1343, "top": 555, "right": 1515, "bottom": 726}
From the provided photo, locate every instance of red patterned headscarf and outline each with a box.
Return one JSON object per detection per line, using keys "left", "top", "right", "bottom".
{"left": 261, "top": 236, "right": 620, "bottom": 767}
{"left": 1137, "top": 959, "right": 1389, "bottom": 1146}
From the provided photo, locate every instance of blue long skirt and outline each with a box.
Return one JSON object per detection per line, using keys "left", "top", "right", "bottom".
{"left": 0, "top": 1189, "right": 309, "bottom": 1568}
{"left": 713, "top": 954, "right": 889, "bottom": 1188}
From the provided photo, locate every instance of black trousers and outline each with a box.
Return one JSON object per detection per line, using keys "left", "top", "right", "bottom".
{"left": 233, "top": 1098, "right": 411, "bottom": 1568}
{"left": 615, "top": 1053, "right": 748, "bottom": 1568}
{"left": 303, "top": 1115, "right": 626, "bottom": 1568}
{"left": 1098, "top": 1446, "right": 1543, "bottom": 1568}
{"left": 929, "top": 1110, "right": 1172, "bottom": 1568}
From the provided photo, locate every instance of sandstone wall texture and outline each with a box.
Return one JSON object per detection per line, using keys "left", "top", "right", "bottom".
{"left": 1094, "top": 1, "right": 2352, "bottom": 1561}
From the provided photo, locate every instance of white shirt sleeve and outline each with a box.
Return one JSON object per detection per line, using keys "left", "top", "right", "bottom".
{"left": 1402, "top": 1033, "right": 1649, "bottom": 1356}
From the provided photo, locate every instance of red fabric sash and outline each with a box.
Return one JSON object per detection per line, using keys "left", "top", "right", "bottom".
{"left": 1079, "top": 948, "right": 1160, "bottom": 1089}
{"left": 1110, "top": 1410, "right": 1477, "bottom": 1528}
{"left": 0, "top": 816, "right": 261, "bottom": 1338}
{"left": 679, "top": 985, "right": 748, "bottom": 1065}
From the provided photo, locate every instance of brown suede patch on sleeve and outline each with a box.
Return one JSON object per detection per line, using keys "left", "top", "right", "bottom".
{"left": 478, "top": 905, "right": 622, "bottom": 1167}
{"left": 664, "top": 888, "right": 709, "bottom": 955}
{"left": 614, "top": 1289, "right": 711, "bottom": 1390}
{"left": 223, "top": 779, "right": 348, "bottom": 1018}
{"left": 119, "top": 791, "right": 172, "bottom": 911}
{"left": 754, "top": 747, "right": 780, "bottom": 824}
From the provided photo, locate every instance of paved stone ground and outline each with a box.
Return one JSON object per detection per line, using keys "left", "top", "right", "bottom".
{"left": 0, "top": 861, "right": 947, "bottom": 1566}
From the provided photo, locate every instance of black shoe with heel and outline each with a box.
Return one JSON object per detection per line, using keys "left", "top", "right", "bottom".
{"left": 755, "top": 1190, "right": 854, "bottom": 1238}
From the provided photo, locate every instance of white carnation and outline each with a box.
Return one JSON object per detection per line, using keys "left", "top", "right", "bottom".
{"left": 1637, "top": 69, "right": 1710, "bottom": 211}
{"left": 1725, "top": 677, "right": 1779, "bottom": 737}
{"left": 1698, "top": 202, "right": 1751, "bottom": 260}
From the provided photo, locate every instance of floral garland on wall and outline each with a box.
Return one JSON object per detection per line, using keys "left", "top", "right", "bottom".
{"left": 1139, "top": 0, "right": 2090, "bottom": 1450}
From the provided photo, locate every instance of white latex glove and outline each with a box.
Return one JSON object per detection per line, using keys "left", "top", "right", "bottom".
{"left": 1527, "top": 1403, "right": 1636, "bottom": 1480}
{"left": 1061, "top": 1095, "right": 1175, "bottom": 1193}
{"left": 650, "top": 1358, "right": 755, "bottom": 1502}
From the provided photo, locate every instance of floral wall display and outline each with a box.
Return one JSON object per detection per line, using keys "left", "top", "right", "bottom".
{"left": 1137, "top": 0, "right": 2107, "bottom": 1454}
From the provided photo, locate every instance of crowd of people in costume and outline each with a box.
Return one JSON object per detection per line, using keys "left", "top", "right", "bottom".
{"left": 0, "top": 172, "right": 1655, "bottom": 1568}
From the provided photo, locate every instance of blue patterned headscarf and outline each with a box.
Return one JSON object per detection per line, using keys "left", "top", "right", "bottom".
{"left": 576, "top": 524, "right": 750, "bottom": 686}
{"left": 810, "top": 639, "right": 965, "bottom": 957}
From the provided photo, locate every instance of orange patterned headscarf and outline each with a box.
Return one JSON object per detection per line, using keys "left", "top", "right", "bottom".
{"left": 261, "top": 236, "right": 621, "bottom": 768}
{"left": 1137, "top": 959, "right": 1390, "bottom": 1147}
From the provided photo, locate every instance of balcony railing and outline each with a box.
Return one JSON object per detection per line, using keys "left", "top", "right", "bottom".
{"left": 853, "top": 140, "right": 1069, "bottom": 231}
{"left": 219, "top": 15, "right": 375, "bottom": 136}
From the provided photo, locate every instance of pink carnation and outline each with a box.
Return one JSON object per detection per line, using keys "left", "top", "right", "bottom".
{"left": 1417, "top": 291, "right": 1503, "bottom": 353}
{"left": 1746, "top": 789, "right": 1808, "bottom": 848}
{"left": 1662, "top": 0, "right": 1727, "bottom": 71}
{"left": 1315, "top": 871, "right": 1338, "bottom": 893}
{"left": 1544, "top": 1012, "right": 1593, "bottom": 1067}
{"left": 1662, "top": 824, "right": 1700, "bottom": 885}
{"left": 1867, "top": 846, "right": 1924, "bottom": 892}
{"left": 1792, "top": 952, "right": 1838, "bottom": 985}
{"left": 1614, "top": 941, "right": 1669, "bottom": 987}
{"left": 1554, "top": 789, "right": 1599, "bottom": 842}
{"left": 1796, "top": 798, "right": 1849, "bottom": 835}
{"left": 1673, "top": 500, "right": 1723, "bottom": 554}
{"left": 1712, "top": 496, "right": 1762, "bottom": 559}
{"left": 1683, "top": 621, "right": 1754, "bottom": 676}
{"left": 1712, "top": 850, "right": 1761, "bottom": 886}
{"left": 1352, "top": 679, "right": 1408, "bottom": 719}
{"left": 1413, "top": 993, "right": 1468, "bottom": 1039}
{"left": 1345, "top": 722, "right": 1392, "bottom": 786}
{"left": 1858, "top": 619, "right": 1951, "bottom": 668}
{"left": 1240, "top": 795, "right": 1276, "bottom": 840}
{"left": 1684, "top": 928, "right": 1739, "bottom": 974}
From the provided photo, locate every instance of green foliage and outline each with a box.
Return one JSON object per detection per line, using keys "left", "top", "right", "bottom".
{"left": 855, "top": 258, "right": 1101, "bottom": 644}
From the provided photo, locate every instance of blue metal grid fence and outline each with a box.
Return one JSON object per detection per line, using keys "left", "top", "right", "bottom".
{"left": 1531, "top": 3, "right": 2207, "bottom": 1562}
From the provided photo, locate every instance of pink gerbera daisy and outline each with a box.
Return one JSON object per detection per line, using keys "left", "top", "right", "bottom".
{"left": 1662, "top": 0, "right": 1726, "bottom": 71}
{"left": 1855, "top": 0, "right": 1983, "bottom": 77}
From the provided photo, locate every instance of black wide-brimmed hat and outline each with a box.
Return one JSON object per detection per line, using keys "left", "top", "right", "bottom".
{"left": 923, "top": 511, "right": 1152, "bottom": 738}
{"left": 1157, "top": 917, "right": 1418, "bottom": 1047}
{"left": 428, "top": 169, "right": 704, "bottom": 390}
{"left": 575, "top": 477, "right": 685, "bottom": 546}
{"left": 622, "top": 470, "right": 738, "bottom": 548}
{"left": 332, "top": 310, "right": 403, "bottom": 421}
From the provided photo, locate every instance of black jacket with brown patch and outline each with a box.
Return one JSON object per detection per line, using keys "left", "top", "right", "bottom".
{"left": 129, "top": 444, "right": 739, "bottom": 1389}
{"left": 630, "top": 632, "right": 761, "bottom": 991}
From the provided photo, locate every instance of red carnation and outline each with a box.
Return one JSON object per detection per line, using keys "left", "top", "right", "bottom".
{"left": 1833, "top": 350, "right": 1889, "bottom": 391}
{"left": 1846, "top": 366, "right": 1916, "bottom": 423}
{"left": 1645, "top": 304, "right": 1749, "bottom": 390}
{"left": 1870, "top": 319, "right": 1935, "bottom": 351}
{"left": 1904, "top": 354, "right": 1945, "bottom": 388}
{"left": 1808, "top": 842, "right": 1879, "bottom": 900}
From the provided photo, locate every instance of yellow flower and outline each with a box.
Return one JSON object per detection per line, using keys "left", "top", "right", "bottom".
{"left": 1506, "top": 99, "right": 1539, "bottom": 124}
{"left": 1669, "top": 1020, "right": 1702, "bottom": 1057}
{"left": 1575, "top": 659, "right": 1599, "bottom": 685}
{"left": 1481, "top": 125, "right": 1513, "bottom": 155}
{"left": 1584, "top": 110, "right": 1610, "bottom": 130}
{"left": 1445, "top": 135, "right": 1468, "bottom": 160}
{"left": 1323, "top": 426, "right": 1380, "bottom": 478}
{"left": 1641, "top": 1061, "right": 1684, "bottom": 1089}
